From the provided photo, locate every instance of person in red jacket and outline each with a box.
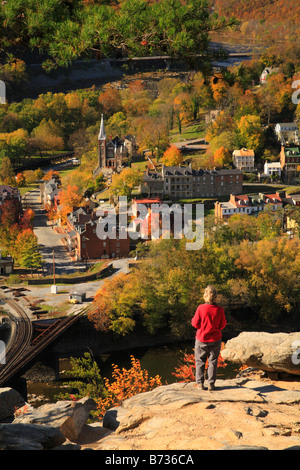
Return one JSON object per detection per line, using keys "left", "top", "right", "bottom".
{"left": 191, "top": 285, "right": 226, "bottom": 391}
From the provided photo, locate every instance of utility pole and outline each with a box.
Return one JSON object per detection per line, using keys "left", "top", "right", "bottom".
{"left": 53, "top": 249, "right": 55, "bottom": 285}
{"left": 51, "top": 250, "right": 58, "bottom": 294}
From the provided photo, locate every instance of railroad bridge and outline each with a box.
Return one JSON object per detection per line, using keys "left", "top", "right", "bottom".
{"left": 14, "top": 151, "right": 75, "bottom": 173}
{"left": 0, "top": 287, "right": 93, "bottom": 398}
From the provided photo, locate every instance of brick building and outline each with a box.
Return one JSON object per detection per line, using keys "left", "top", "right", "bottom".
{"left": 65, "top": 206, "right": 130, "bottom": 261}
{"left": 280, "top": 145, "right": 300, "bottom": 180}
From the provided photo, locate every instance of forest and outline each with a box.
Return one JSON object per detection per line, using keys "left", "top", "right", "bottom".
{"left": 88, "top": 208, "right": 300, "bottom": 339}
{"left": 213, "top": 0, "right": 300, "bottom": 45}
{"left": 1, "top": 44, "right": 300, "bottom": 193}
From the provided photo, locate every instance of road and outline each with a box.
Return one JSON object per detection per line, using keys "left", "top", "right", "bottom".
{"left": 23, "top": 258, "right": 131, "bottom": 309}
{"left": 23, "top": 188, "right": 86, "bottom": 275}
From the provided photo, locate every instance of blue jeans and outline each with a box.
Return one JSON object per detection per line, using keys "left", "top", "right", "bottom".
{"left": 195, "top": 339, "right": 222, "bottom": 386}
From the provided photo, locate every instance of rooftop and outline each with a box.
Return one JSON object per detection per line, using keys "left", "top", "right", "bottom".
{"left": 233, "top": 148, "right": 254, "bottom": 157}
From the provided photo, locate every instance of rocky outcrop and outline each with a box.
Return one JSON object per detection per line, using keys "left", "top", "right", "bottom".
{"left": 1, "top": 373, "right": 300, "bottom": 450}
{"left": 0, "top": 394, "right": 97, "bottom": 450}
{"left": 95, "top": 374, "right": 300, "bottom": 451}
{"left": 222, "top": 332, "right": 300, "bottom": 376}
{"left": 14, "top": 397, "right": 97, "bottom": 443}
{"left": 0, "top": 423, "right": 65, "bottom": 450}
{"left": 1, "top": 329, "right": 300, "bottom": 451}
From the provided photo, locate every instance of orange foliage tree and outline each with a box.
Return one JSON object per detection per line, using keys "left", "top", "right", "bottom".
{"left": 96, "top": 356, "right": 162, "bottom": 418}
{"left": 89, "top": 273, "right": 138, "bottom": 336}
{"left": 213, "top": 146, "right": 231, "bottom": 167}
{"left": 57, "top": 184, "right": 84, "bottom": 224}
{"left": 98, "top": 86, "right": 122, "bottom": 117}
{"left": 162, "top": 145, "right": 183, "bottom": 166}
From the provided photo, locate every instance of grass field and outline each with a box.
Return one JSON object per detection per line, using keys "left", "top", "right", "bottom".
{"left": 169, "top": 121, "right": 206, "bottom": 144}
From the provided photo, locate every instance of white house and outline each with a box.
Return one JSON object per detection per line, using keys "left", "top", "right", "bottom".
{"left": 260, "top": 67, "right": 279, "bottom": 84}
{"left": 275, "top": 123, "right": 299, "bottom": 145}
{"left": 264, "top": 161, "right": 282, "bottom": 177}
{"left": 232, "top": 148, "right": 255, "bottom": 172}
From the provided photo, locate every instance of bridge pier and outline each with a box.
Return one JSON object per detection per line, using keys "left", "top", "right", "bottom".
{"left": 6, "top": 376, "right": 28, "bottom": 402}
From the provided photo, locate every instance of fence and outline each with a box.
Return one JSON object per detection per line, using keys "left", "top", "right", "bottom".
{"left": 27, "top": 263, "right": 114, "bottom": 285}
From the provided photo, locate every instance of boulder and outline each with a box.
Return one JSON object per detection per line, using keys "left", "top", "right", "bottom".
{"left": 0, "top": 423, "right": 65, "bottom": 450}
{"left": 14, "top": 397, "right": 97, "bottom": 442}
{"left": 222, "top": 332, "right": 300, "bottom": 376}
{"left": 0, "top": 388, "right": 25, "bottom": 422}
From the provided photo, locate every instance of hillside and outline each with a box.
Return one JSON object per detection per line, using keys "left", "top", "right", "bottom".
{"left": 212, "top": 0, "right": 300, "bottom": 45}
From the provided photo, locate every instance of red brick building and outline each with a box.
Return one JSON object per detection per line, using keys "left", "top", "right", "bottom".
{"left": 65, "top": 207, "right": 130, "bottom": 261}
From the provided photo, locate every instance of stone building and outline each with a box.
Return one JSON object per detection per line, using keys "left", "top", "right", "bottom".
{"left": 94, "top": 114, "right": 130, "bottom": 176}
{"left": 143, "top": 165, "right": 243, "bottom": 199}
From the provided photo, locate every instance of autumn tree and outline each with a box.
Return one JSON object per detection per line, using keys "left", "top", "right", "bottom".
{"left": 98, "top": 87, "right": 122, "bottom": 117}
{"left": 57, "top": 185, "right": 84, "bottom": 224}
{"left": 97, "top": 356, "right": 162, "bottom": 417}
{"left": 213, "top": 146, "right": 231, "bottom": 167}
{"left": 235, "top": 237, "right": 300, "bottom": 322}
{"left": 0, "top": 156, "right": 15, "bottom": 184}
{"left": 236, "top": 115, "right": 265, "bottom": 153}
{"left": 109, "top": 168, "right": 143, "bottom": 199}
{"left": 20, "top": 208, "right": 35, "bottom": 230}
{"left": 57, "top": 352, "right": 161, "bottom": 420}
{"left": 162, "top": 145, "right": 183, "bottom": 166}
{"left": 14, "top": 229, "right": 43, "bottom": 274}
{"left": 135, "top": 117, "right": 169, "bottom": 157}
{"left": 0, "top": 129, "right": 28, "bottom": 166}
{"left": 32, "top": 118, "right": 64, "bottom": 152}
{"left": 15, "top": 173, "right": 25, "bottom": 187}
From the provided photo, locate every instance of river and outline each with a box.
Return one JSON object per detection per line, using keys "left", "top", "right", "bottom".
{"left": 25, "top": 341, "right": 240, "bottom": 406}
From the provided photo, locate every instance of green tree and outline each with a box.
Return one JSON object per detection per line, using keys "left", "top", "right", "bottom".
{"left": 109, "top": 168, "right": 143, "bottom": 199}
{"left": 0, "top": 0, "right": 237, "bottom": 71}
{"left": 0, "top": 156, "right": 15, "bottom": 184}
{"left": 57, "top": 352, "right": 106, "bottom": 402}
{"left": 14, "top": 229, "right": 43, "bottom": 274}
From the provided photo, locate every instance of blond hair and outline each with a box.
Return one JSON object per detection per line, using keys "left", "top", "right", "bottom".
{"left": 203, "top": 285, "right": 217, "bottom": 304}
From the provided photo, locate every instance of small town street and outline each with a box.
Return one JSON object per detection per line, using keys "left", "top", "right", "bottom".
{"left": 21, "top": 187, "right": 132, "bottom": 309}
{"left": 23, "top": 188, "right": 86, "bottom": 275}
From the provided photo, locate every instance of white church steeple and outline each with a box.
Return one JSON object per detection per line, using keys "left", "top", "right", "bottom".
{"left": 98, "top": 114, "right": 106, "bottom": 140}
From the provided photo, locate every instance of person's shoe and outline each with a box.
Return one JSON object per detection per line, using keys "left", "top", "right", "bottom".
{"left": 196, "top": 383, "right": 206, "bottom": 390}
{"left": 208, "top": 384, "right": 215, "bottom": 391}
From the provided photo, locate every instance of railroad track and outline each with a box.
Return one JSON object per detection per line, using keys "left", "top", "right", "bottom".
{"left": 0, "top": 299, "right": 33, "bottom": 383}
{"left": 0, "top": 301, "right": 95, "bottom": 387}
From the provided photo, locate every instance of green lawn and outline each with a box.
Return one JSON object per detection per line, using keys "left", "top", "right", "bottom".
{"left": 169, "top": 122, "right": 206, "bottom": 143}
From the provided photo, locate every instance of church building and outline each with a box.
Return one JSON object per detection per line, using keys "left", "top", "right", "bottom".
{"left": 94, "top": 114, "right": 129, "bottom": 176}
